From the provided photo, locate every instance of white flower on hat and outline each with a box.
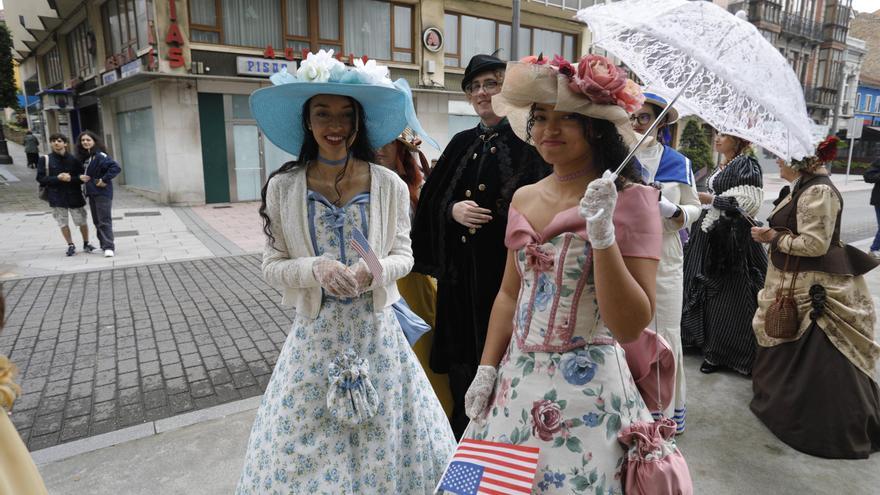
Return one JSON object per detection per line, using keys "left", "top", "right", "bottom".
{"left": 352, "top": 58, "right": 392, "bottom": 86}
{"left": 296, "top": 49, "right": 345, "bottom": 83}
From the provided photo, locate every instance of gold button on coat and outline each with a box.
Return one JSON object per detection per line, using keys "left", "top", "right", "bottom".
{"left": 461, "top": 235, "right": 467, "bottom": 243}
{"left": 478, "top": 184, "right": 486, "bottom": 191}
{"left": 468, "top": 227, "right": 476, "bottom": 235}
{"left": 465, "top": 190, "right": 472, "bottom": 198}
{"left": 472, "top": 153, "right": 478, "bottom": 159}
{"left": 490, "top": 146, "right": 497, "bottom": 154}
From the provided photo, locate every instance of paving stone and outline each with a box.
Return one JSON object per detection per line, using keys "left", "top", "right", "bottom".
{"left": 118, "top": 403, "right": 145, "bottom": 427}
{"left": 68, "top": 381, "right": 93, "bottom": 400}
{"left": 231, "top": 371, "right": 257, "bottom": 389}
{"left": 31, "top": 411, "right": 63, "bottom": 436}
{"left": 95, "top": 369, "right": 116, "bottom": 387}
{"left": 181, "top": 353, "right": 203, "bottom": 368}
{"left": 165, "top": 377, "right": 188, "bottom": 395}
{"left": 65, "top": 397, "right": 92, "bottom": 418}
{"left": 184, "top": 366, "right": 208, "bottom": 382}
{"left": 163, "top": 363, "right": 184, "bottom": 379}
{"left": 167, "top": 393, "right": 194, "bottom": 414}
{"left": 60, "top": 416, "right": 90, "bottom": 442}
{"left": 29, "top": 432, "right": 60, "bottom": 451}
{"left": 143, "top": 389, "right": 167, "bottom": 410}
{"left": 92, "top": 400, "right": 117, "bottom": 422}
{"left": 11, "top": 408, "right": 37, "bottom": 430}
{"left": 93, "top": 384, "right": 116, "bottom": 403}
{"left": 118, "top": 371, "right": 140, "bottom": 389}
{"left": 118, "top": 358, "right": 138, "bottom": 374}
{"left": 118, "top": 387, "right": 141, "bottom": 406}
{"left": 71, "top": 367, "right": 95, "bottom": 384}
{"left": 90, "top": 419, "right": 118, "bottom": 436}
{"left": 38, "top": 395, "right": 67, "bottom": 414}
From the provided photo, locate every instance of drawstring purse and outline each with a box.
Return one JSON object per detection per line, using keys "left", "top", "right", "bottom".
{"left": 326, "top": 350, "right": 379, "bottom": 426}
{"left": 614, "top": 328, "right": 693, "bottom": 494}
{"left": 765, "top": 229, "right": 800, "bottom": 339}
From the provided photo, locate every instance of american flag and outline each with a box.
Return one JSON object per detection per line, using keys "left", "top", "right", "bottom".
{"left": 436, "top": 439, "right": 541, "bottom": 495}
{"left": 349, "top": 228, "right": 384, "bottom": 280}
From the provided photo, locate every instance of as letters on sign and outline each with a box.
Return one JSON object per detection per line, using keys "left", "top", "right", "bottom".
{"left": 166, "top": 0, "right": 184, "bottom": 68}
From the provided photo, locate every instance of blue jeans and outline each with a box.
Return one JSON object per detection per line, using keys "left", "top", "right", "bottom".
{"left": 88, "top": 195, "right": 114, "bottom": 250}
{"left": 872, "top": 206, "right": 880, "bottom": 252}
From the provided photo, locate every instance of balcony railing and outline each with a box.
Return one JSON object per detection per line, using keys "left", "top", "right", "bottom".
{"left": 781, "top": 12, "right": 823, "bottom": 42}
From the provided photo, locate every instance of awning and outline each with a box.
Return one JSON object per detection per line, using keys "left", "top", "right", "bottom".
{"left": 16, "top": 94, "right": 39, "bottom": 107}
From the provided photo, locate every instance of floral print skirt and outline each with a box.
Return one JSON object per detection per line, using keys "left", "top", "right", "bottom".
{"left": 236, "top": 297, "right": 456, "bottom": 494}
{"left": 466, "top": 343, "right": 653, "bottom": 495}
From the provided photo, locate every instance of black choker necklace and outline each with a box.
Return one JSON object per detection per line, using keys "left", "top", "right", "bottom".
{"left": 317, "top": 154, "right": 350, "bottom": 166}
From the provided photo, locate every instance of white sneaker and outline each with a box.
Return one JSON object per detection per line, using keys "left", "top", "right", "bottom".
{"left": 104, "top": 249, "right": 115, "bottom": 258}
{"left": 871, "top": 250, "right": 880, "bottom": 259}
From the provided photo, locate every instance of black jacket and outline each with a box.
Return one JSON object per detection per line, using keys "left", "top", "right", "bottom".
{"left": 863, "top": 159, "right": 880, "bottom": 206}
{"left": 82, "top": 151, "right": 122, "bottom": 198}
{"left": 36, "top": 152, "right": 86, "bottom": 208}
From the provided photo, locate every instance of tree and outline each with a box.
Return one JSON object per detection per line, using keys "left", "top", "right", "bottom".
{"left": 678, "top": 118, "right": 713, "bottom": 173}
{"left": 0, "top": 23, "right": 18, "bottom": 164}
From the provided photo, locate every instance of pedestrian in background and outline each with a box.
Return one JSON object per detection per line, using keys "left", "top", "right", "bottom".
{"left": 862, "top": 157, "right": 880, "bottom": 259}
{"left": 76, "top": 130, "right": 121, "bottom": 258}
{"left": 410, "top": 53, "right": 549, "bottom": 438}
{"left": 681, "top": 133, "right": 766, "bottom": 375}
{"left": 23, "top": 130, "right": 39, "bottom": 169}
{"left": 751, "top": 138, "right": 880, "bottom": 459}
{"left": 632, "top": 93, "right": 701, "bottom": 433}
{"left": 36, "top": 133, "right": 96, "bottom": 257}
{"left": 0, "top": 289, "right": 50, "bottom": 495}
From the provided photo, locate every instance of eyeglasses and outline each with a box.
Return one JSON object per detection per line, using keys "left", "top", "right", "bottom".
{"left": 629, "top": 113, "right": 654, "bottom": 125}
{"left": 465, "top": 80, "right": 500, "bottom": 95}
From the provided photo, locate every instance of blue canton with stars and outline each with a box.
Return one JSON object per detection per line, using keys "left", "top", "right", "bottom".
{"left": 439, "top": 461, "right": 484, "bottom": 495}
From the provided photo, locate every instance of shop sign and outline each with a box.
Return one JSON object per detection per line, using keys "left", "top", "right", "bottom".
{"left": 165, "top": 0, "right": 185, "bottom": 68}
{"left": 236, "top": 57, "right": 296, "bottom": 77}
{"left": 121, "top": 59, "right": 143, "bottom": 79}
{"left": 102, "top": 70, "right": 119, "bottom": 85}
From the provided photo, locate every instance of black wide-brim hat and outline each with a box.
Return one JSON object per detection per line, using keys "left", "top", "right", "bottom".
{"left": 461, "top": 54, "right": 507, "bottom": 91}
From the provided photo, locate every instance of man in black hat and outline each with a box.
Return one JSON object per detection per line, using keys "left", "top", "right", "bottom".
{"left": 411, "top": 54, "right": 548, "bottom": 438}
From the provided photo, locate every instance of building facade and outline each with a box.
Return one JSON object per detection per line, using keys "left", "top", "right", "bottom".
{"left": 834, "top": 35, "right": 865, "bottom": 133}
{"left": 723, "top": 0, "right": 855, "bottom": 128}
{"left": 6, "top": 0, "right": 591, "bottom": 205}
{"left": 855, "top": 76, "right": 880, "bottom": 126}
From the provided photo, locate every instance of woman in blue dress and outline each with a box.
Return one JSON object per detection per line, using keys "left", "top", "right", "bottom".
{"left": 236, "top": 51, "right": 455, "bottom": 494}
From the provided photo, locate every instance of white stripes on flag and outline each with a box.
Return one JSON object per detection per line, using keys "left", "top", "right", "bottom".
{"left": 349, "top": 228, "right": 383, "bottom": 280}
{"left": 453, "top": 439, "right": 540, "bottom": 494}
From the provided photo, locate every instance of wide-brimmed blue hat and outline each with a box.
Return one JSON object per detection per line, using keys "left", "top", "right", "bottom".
{"left": 642, "top": 92, "right": 679, "bottom": 123}
{"left": 250, "top": 50, "right": 437, "bottom": 156}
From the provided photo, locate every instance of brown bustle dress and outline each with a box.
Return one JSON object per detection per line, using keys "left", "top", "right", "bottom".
{"left": 751, "top": 174, "right": 880, "bottom": 459}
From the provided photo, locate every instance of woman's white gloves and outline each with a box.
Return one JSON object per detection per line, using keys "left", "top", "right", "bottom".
{"left": 658, "top": 195, "right": 679, "bottom": 218}
{"left": 350, "top": 259, "right": 374, "bottom": 294}
{"left": 312, "top": 257, "right": 359, "bottom": 298}
{"left": 464, "top": 365, "right": 497, "bottom": 423}
{"left": 579, "top": 170, "right": 618, "bottom": 250}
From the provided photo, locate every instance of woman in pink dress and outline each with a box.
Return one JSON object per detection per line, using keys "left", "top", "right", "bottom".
{"left": 461, "top": 56, "right": 663, "bottom": 494}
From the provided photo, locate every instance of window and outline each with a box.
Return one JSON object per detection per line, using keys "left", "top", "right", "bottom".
{"left": 875, "top": 97, "right": 880, "bottom": 113}
{"left": 68, "top": 21, "right": 95, "bottom": 79}
{"left": 188, "top": 0, "right": 412, "bottom": 62}
{"left": 856, "top": 93, "right": 861, "bottom": 111}
{"left": 866, "top": 95, "right": 873, "bottom": 113}
{"left": 444, "top": 12, "right": 576, "bottom": 68}
{"left": 43, "top": 46, "right": 63, "bottom": 86}
{"left": 102, "top": 0, "right": 151, "bottom": 55}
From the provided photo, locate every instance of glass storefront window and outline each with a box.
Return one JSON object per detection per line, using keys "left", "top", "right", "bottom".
{"left": 102, "top": 0, "right": 151, "bottom": 55}
{"left": 118, "top": 108, "right": 160, "bottom": 192}
{"left": 444, "top": 13, "right": 574, "bottom": 67}
{"left": 222, "top": 0, "right": 283, "bottom": 49}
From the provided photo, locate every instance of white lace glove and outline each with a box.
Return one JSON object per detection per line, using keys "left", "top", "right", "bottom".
{"left": 464, "top": 365, "right": 497, "bottom": 423}
{"left": 349, "top": 260, "right": 374, "bottom": 295}
{"left": 658, "top": 195, "right": 679, "bottom": 219}
{"left": 312, "top": 257, "right": 358, "bottom": 298}
{"left": 579, "top": 170, "right": 618, "bottom": 250}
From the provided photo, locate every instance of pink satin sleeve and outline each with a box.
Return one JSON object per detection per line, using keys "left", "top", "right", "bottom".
{"left": 613, "top": 184, "right": 663, "bottom": 260}
{"left": 504, "top": 207, "right": 537, "bottom": 250}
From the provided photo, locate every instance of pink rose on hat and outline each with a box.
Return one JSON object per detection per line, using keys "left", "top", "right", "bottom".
{"left": 568, "top": 54, "right": 627, "bottom": 105}
{"left": 614, "top": 79, "right": 646, "bottom": 114}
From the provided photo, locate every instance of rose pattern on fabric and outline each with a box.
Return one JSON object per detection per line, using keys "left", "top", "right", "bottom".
{"left": 561, "top": 349, "right": 598, "bottom": 386}
{"left": 533, "top": 273, "right": 556, "bottom": 312}
{"left": 531, "top": 398, "right": 565, "bottom": 441}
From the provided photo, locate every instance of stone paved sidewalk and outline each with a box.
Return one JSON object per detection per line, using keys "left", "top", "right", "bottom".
{"left": 0, "top": 254, "right": 289, "bottom": 451}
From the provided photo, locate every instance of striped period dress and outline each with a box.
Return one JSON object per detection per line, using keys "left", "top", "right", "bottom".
{"left": 681, "top": 155, "right": 767, "bottom": 375}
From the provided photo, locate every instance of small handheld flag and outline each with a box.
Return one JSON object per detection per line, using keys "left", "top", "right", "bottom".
{"left": 349, "top": 228, "right": 383, "bottom": 281}
{"left": 436, "top": 439, "right": 540, "bottom": 495}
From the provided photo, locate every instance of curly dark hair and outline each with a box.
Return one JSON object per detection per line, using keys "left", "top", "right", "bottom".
{"left": 525, "top": 105, "right": 642, "bottom": 188}
{"left": 259, "top": 95, "right": 375, "bottom": 245}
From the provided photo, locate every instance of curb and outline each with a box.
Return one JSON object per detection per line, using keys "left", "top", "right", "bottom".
{"left": 31, "top": 395, "right": 262, "bottom": 466}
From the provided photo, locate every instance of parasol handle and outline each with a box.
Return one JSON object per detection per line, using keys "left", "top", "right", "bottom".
{"left": 612, "top": 62, "right": 705, "bottom": 178}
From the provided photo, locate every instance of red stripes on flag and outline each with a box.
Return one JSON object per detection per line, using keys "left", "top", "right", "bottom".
{"left": 452, "top": 439, "right": 541, "bottom": 494}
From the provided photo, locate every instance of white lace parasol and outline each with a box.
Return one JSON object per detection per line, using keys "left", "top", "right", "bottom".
{"left": 577, "top": 0, "right": 816, "bottom": 161}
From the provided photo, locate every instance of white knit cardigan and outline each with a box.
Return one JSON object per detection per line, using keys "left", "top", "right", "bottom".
{"left": 261, "top": 164, "right": 413, "bottom": 319}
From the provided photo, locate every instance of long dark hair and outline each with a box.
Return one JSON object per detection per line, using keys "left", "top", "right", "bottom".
{"left": 259, "top": 95, "right": 375, "bottom": 244}
{"left": 75, "top": 130, "right": 106, "bottom": 160}
{"left": 526, "top": 107, "right": 642, "bottom": 188}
